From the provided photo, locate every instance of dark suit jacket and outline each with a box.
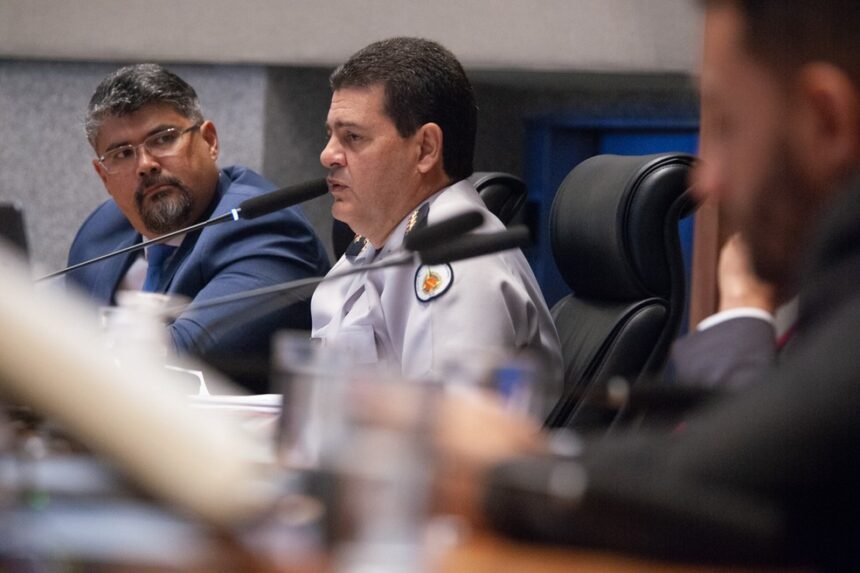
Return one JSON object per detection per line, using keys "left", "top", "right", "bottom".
{"left": 485, "top": 176, "right": 860, "bottom": 570}
{"left": 66, "top": 166, "right": 330, "bottom": 392}
{"left": 671, "top": 315, "right": 777, "bottom": 389}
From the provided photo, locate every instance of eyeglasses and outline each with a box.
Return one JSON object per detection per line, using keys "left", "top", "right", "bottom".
{"left": 97, "top": 123, "right": 202, "bottom": 174}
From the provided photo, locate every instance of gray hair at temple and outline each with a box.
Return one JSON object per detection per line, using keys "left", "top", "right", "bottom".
{"left": 85, "top": 63, "right": 204, "bottom": 147}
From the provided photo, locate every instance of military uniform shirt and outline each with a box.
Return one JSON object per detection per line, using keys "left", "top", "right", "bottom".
{"left": 311, "top": 179, "right": 562, "bottom": 383}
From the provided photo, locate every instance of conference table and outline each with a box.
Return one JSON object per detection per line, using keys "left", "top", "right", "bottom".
{"left": 0, "top": 401, "right": 809, "bottom": 573}
{"left": 439, "top": 534, "right": 804, "bottom": 573}
{"left": 250, "top": 531, "right": 806, "bottom": 573}
{"left": 0, "top": 457, "right": 804, "bottom": 573}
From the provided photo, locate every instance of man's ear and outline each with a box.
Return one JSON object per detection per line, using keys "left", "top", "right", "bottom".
{"left": 792, "top": 63, "right": 860, "bottom": 187}
{"left": 415, "top": 122, "right": 443, "bottom": 174}
{"left": 201, "top": 120, "right": 219, "bottom": 161}
{"left": 92, "top": 159, "right": 110, "bottom": 191}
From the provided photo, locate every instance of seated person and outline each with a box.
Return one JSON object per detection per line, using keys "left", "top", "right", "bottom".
{"left": 436, "top": 1, "right": 860, "bottom": 570}
{"left": 311, "top": 38, "right": 562, "bottom": 383}
{"left": 671, "top": 233, "right": 792, "bottom": 389}
{"left": 66, "top": 64, "right": 330, "bottom": 392}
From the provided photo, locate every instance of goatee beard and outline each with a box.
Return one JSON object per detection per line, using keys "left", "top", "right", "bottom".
{"left": 135, "top": 175, "right": 194, "bottom": 235}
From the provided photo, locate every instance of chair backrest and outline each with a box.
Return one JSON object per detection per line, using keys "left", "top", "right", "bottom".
{"left": 467, "top": 171, "right": 527, "bottom": 226}
{"left": 330, "top": 171, "right": 528, "bottom": 260}
{"left": 545, "top": 153, "right": 697, "bottom": 429}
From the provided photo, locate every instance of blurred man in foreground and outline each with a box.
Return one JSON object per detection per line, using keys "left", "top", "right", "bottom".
{"left": 671, "top": 233, "right": 788, "bottom": 389}
{"left": 66, "top": 64, "right": 330, "bottom": 392}
{"left": 312, "top": 38, "right": 561, "bottom": 383}
{"left": 447, "top": 1, "right": 860, "bottom": 568}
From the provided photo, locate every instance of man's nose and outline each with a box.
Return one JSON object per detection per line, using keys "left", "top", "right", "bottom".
{"left": 320, "top": 137, "right": 344, "bottom": 168}
{"left": 136, "top": 146, "right": 161, "bottom": 176}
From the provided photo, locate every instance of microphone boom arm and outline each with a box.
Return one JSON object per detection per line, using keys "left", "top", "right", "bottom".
{"left": 170, "top": 224, "right": 532, "bottom": 321}
{"left": 168, "top": 250, "right": 416, "bottom": 318}
{"left": 38, "top": 210, "right": 239, "bottom": 282}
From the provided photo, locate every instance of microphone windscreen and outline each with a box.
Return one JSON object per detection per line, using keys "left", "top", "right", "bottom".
{"left": 238, "top": 178, "right": 329, "bottom": 220}
{"left": 403, "top": 210, "right": 484, "bottom": 252}
{"left": 419, "top": 225, "right": 530, "bottom": 265}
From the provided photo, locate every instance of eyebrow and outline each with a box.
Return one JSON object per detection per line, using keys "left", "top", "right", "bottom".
{"left": 102, "top": 123, "right": 182, "bottom": 153}
{"left": 326, "top": 120, "right": 363, "bottom": 131}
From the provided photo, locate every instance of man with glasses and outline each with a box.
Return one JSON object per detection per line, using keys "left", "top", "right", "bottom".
{"left": 66, "top": 64, "right": 329, "bottom": 392}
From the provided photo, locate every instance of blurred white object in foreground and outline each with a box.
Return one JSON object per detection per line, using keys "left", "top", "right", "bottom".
{"left": 0, "top": 243, "right": 276, "bottom": 526}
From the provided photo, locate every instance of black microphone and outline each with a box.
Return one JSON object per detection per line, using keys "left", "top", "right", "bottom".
{"left": 235, "top": 178, "right": 328, "bottom": 220}
{"left": 544, "top": 374, "right": 724, "bottom": 431}
{"left": 171, "top": 212, "right": 486, "bottom": 317}
{"left": 418, "top": 225, "right": 531, "bottom": 265}
{"left": 159, "top": 221, "right": 535, "bottom": 382}
{"left": 403, "top": 210, "right": 484, "bottom": 252}
{"left": 606, "top": 379, "right": 723, "bottom": 414}
{"left": 38, "top": 178, "right": 329, "bottom": 281}
{"left": 171, "top": 218, "right": 527, "bottom": 349}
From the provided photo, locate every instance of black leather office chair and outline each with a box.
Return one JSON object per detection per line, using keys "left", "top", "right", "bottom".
{"left": 330, "top": 171, "right": 528, "bottom": 260}
{"left": 468, "top": 171, "right": 527, "bottom": 226}
{"left": 544, "top": 153, "right": 698, "bottom": 429}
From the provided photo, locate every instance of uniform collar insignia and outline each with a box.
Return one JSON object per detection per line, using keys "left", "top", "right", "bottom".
{"left": 405, "top": 202, "right": 430, "bottom": 237}
{"left": 345, "top": 235, "right": 369, "bottom": 261}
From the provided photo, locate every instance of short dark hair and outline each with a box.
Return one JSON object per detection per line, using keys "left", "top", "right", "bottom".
{"left": 330, "top": 37, "right": 477, "bottom": 182}
{"left": 86, "top": 63, "right": 204, "bottom": 146}
{"left": 705, "top": 0, "right": 860, "bottom": 84}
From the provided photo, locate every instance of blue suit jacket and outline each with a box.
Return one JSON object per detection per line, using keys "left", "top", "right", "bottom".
{"left": 66, "top": 166, "right": 330, "bottom": 391}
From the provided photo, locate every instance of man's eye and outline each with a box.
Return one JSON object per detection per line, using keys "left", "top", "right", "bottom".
{"left": 149, "top": 131, "right": 180, "bottom": 148}
{"left": 109, "top": 147, "right": 134, "bottom": 161}
{"left": 346, "top": 132, "right": 362, "bottom": 142}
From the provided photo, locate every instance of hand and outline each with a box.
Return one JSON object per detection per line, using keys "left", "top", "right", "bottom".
{"left": 717, "top": 234, "right": 779, "bottom": 313}
{"left": 432, "top": 387, "right": 545, "bottom": 526}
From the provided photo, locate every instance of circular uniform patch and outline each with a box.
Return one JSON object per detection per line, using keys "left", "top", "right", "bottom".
{"left": 414, "top": 264, "right": 454, "bottom": 302}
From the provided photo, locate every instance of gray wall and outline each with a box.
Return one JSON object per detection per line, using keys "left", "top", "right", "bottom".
{"left": 263, "top": 67, "right": 335, "bottom": 260}
{"left": 0, "top": 1, "right": 700, "bottom": 73}
{"left": 0, "top": 61, "right": 267, "bottom": 274}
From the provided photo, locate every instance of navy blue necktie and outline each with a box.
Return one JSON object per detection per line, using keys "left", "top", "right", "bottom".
{"left": 142, "top": 244, "right": 176, "bottom": 292}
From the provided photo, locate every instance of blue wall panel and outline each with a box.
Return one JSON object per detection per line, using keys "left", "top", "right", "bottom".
{"left": 524, "top": 117, "right": 699, "bottom": 309}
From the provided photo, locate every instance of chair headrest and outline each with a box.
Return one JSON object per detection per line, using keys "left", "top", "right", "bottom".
{"left": 468, "top": 172, "right": 527, "bottom": 225}
{"left": 550, "top": 153, "right": 697, "bottom": 301}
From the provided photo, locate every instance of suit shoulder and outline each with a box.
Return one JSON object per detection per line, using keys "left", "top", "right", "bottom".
{"left": 219, "top": 165, "right": 277, "bottom": 202}
{"left": 70, "top": 200, "right": 133, "bottom": 254}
